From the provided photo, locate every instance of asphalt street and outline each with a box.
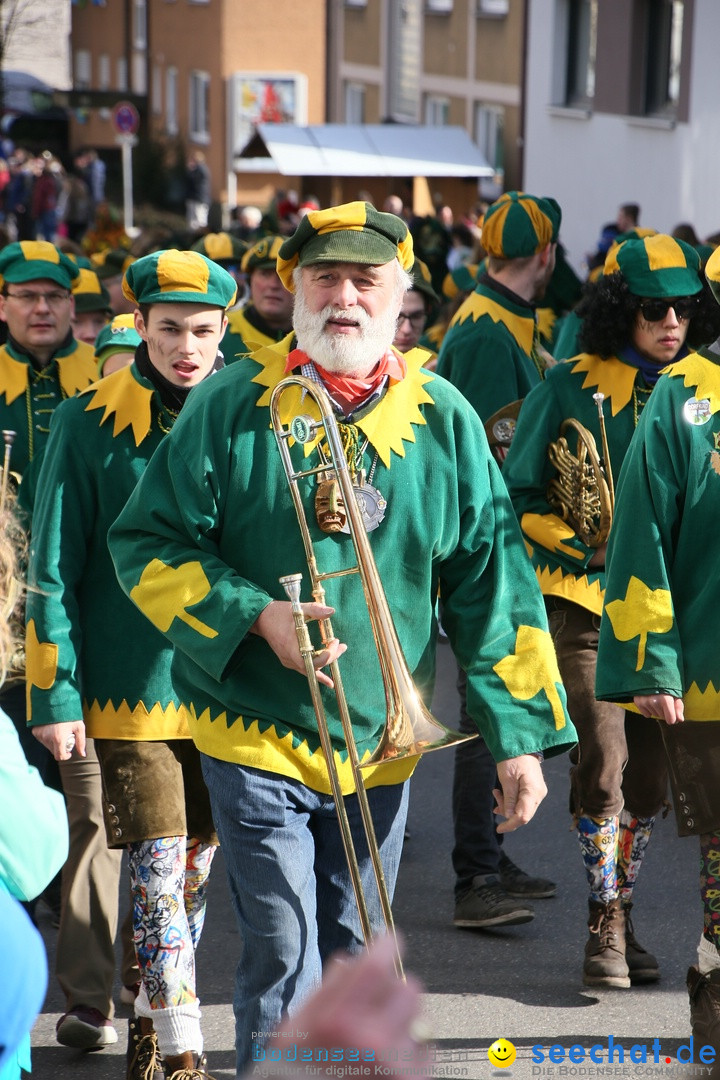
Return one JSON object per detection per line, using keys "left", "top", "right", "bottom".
{"left": 30, "top": 640, "right": 705, "bottom": 1080}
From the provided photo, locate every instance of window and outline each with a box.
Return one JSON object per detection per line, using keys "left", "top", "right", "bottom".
{"left": 345, "top": 0, "right": 368, "bottom": 6}
{"left": 345, "top": 82, "right": 365, "bottom": 124}
{"left": 475, "top": 103, "right": 504, "bottom": 178}
{"left": 152, "top": 64, "right": 163, "bottom": 115}
{"left": 75, "top": 49, "right": 91, "bottom": 89}
{"left": 477, "top": 0, "right": 508, "bottom": 14}
{"left": 564, "top": 0, "right": 597, "bottom": 108}
{"left": 98, "top": 54, "right": 110, "bottom": 91}
{"left": 132, "top": 52, "right": 147, "bottom": 95}
{"left": 189, "top": 70, "right": 210, "bottom": 142}
{"left": 644, "top": 0, "right": 684, "bottom": 116}
{"left": 426, "top": 0, "right": 453, "bottom": 10}
{"left": 166, "top": 66, "right": 178, "bottom": 135}
{"left": 132, "top": 0, "right": 147, "bottom": 49}
{"left": 117, "top": 57, "right": 128, "bottom": 92}
{"left": 425, "top": 95, "right": 449, "bottom": 125}
{"left": 387, "top": 0, "right": 421, "bottom": 121}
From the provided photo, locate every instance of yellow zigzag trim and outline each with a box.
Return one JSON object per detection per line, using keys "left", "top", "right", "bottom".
{"left": 82, "top": 365, "right": 154, "bottom": 446}
{"left": 0, "top": 349, "right": 29, "bottom": 404}
{"left": 684, "top": 681, "right": 720, "bottom": 720}
{"left": 83, "top": 697, "right": 192, "bottom": 740}
{"left": 535, "top": 564, "right": 605, "bottom": 616}
{"left": 569, "top": 354, "right": 638, "bottom": 416}
{"left": 187, "top": 707, "right": 416, "bottom": 796}
{"left": 449, "top": 292, "right": 535, "bottom": 356}
{"left": 58, "top": 343, "right": 97, "bottom": 397}
{"left": 251, "top": 340, "right": 435, "bottom": 469}
{"left": 665, "top": 354, "right": 720, "bottom": 414}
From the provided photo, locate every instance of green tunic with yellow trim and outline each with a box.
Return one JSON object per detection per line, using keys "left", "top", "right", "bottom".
{"left": 223, "top": 303, "right": 290, "bottom": 364}
{"left": 0, "top": 335, "right": 97, "bottom": 500}
{"left": 502, "top": 352, "right": 654, "bottom": 616}
{"left": 107, "top": 337, "right": 576, "bottom": 796}
{"left": 434, "top": 277, "right": 542, "bottom": 422}
{"left": 597, "top": 346, "right": 720, "bottom": 717}
{"left": 25, "top": 362, "right": 191, "bottom": 741}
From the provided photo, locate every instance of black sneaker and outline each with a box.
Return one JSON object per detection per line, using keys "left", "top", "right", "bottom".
{"left": 453, "top": 877, "right": 534, "bottom": 928}
{"left": 498, "top": 852, "right": 557, "bottom": 898}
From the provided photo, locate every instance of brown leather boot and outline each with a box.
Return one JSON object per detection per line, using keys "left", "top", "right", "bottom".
{"left": 583, "top": 898, "right": 630, "bottom": 988}
{"left": 126, "top": 1016, "right": 162, "bottom": 1080}
{"left": 688, "top": 965, "right": 720, "bottom": 1049}
{"left": 163, "top": 1051, "right": 214, "bottom": 1079}
{"left": 623, "top": 901, "right": 660, "bottom": 984}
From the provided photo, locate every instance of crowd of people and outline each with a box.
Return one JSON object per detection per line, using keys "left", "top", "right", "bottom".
{"left": 3, "top": 170, "right": 720, "bottom": 1080}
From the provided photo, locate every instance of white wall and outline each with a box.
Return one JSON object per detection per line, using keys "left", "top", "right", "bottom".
{"left": 523, "top": 0, "right": 720, "bottom": 276}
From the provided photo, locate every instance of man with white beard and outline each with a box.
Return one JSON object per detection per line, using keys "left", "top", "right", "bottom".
{"left": 108, "top": 202, "right": 576, "bottom": 1074}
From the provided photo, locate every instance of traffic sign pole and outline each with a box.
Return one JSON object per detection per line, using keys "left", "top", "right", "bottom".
{"left": 111, "top": 101, "right": 140, "bottom": 236}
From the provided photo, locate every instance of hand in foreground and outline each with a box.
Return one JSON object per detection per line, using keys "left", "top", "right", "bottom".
{"left": 494, "top": 753, "right": 547, "bottom": 833}
{"left": 32, "top": 719, "right": 87, "bottom": 760}
{"left": 269, "top": 935, "right": 426, "bottom": 1078}
{"left": 251, "top": 600, "right": 347, "bottom": 688}
{"left": 634, "top": 693, "right": 684, "bottom": 725}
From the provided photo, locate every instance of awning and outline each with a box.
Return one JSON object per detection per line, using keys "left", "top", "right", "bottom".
{"left": 235, "top": 124, "right": 494, "bottom": 178}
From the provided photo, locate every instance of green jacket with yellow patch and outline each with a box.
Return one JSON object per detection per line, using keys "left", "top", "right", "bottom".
{"left": 502, "top": 352, "right": 654, "bottom": 616}
{"left": 25, "top": 362, "right": 191, "bottom": 741}
{"left": 434, "top": 277, "right": 543, "bottom": 423}
{"left": 108, "top": 337, "right": 576, "bottom": 796}
{"left": 223, "top": 303, "right": 289, "bottom": 364}
{"left": 596, "top": 347, "right": 720, "bottom": 716}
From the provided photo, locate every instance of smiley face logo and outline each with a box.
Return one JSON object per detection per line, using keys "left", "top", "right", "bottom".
{"left": 488, "top": 1039, "right": 517, "bottom": 1068}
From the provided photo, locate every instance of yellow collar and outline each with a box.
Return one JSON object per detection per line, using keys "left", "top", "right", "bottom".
{"left": 450, "top": 292, "right": 535, "bottom": 355}
{"left": 81, "top": 366, "right": 155, "bottom": 446}
{"left": 663, "top": 353, "right": 720, "bottom": 414}
{"left": 0, "top": 344, "right": 96, "bottom": 405}
{"left": 568, "top": 353, "right": 640, "bottom": 416}
{"left": 251, "top": 340, "right": 435, "bottom": 468}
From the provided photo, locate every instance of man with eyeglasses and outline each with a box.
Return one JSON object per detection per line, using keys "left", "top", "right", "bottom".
{"left": 503, "top": 233, "right": 720, "bottom": 991}
{"left": 392, "top": 258, "right": 439, "bottom": 363}
{"left": 0, "top": 241, "right": 97, "bottom": 491}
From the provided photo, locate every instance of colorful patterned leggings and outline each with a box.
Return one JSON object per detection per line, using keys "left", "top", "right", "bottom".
{"left": 128, "top": 836, "right": 215, "bottom": 1010}
{"left": 577, "top": 811, "right": 655, "bottom": 905}
{"left": 700, "top": 833, "right": 720, "bottom": 950}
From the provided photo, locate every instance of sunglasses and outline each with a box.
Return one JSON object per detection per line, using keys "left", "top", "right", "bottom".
{"left": 638, "top": 296, "right": 699, "bottom": 322}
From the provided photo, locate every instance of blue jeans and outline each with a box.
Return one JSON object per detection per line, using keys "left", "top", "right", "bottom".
{"left": 200, "top": 756, "right": 409, "bottom": 1073}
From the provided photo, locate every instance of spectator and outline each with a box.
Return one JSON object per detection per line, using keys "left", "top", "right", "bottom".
{"left": 185, "top": 151, "right": 211, "bottom": 232}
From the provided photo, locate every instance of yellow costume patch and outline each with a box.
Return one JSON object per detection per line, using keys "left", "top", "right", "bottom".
{"left": 605, "top": 575, "right": 674, "bottom": 671}
{"left": 522, "top": 512, "right": 584, "bottom": 560}
{"left": 84, "top": 697, "right": 193, "bottom": 740}
{"left": 0, "top": 349, "right": 30, "bottom": 405}
{"left": 535, "top": 564, "right": 605, "bottom": 616}
{"left": 493, "top": 625, "right": 566, "bottom": 730}
{"left": 665, "top": 354, "right": 720, "bottom": 416}
{"left": 157, "top": 249, "right": 211, "bottom": 294}
{"left": 25, "top": 619, "right": 59, "bottom": 720}
{"left": 82, "top": 365, "right": 154, "bottom": 446}
{"left": 130, "top": 559, "right": 218, "bottom": 639}
{"left": 569, "top": 354, "right": 639, "bottom": 417}
{"left": 450, "top": 292, "right": 535, "bottom": 356}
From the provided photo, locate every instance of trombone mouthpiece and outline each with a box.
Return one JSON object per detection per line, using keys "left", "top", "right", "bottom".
{"left": 279, "top": 573, "right": 303, "bottom": 604}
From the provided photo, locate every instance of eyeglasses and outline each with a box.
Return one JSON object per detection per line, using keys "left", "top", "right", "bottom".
{"left": 638, "top": 296, "right": 699, "bottom": 322}
{"left": 5, "top": 290, "right": 71, "bottom": 308}
{"left": 397, "top": 311, "right": 426, "bottom": 328}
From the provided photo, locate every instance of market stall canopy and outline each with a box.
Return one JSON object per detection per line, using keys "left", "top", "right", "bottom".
{"left": 235, "top": 124, "right": 494, "bottom": 178}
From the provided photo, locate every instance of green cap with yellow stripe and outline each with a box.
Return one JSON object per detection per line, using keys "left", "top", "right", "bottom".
{"left": 72, "top": 268, "right": 112, "bottom": 314}
{"left": 191, "top": 232, "right": 247, "bottom": 265}
{"left": 0, "top": 240, "right": 79, "bottom": 289}
{"left": 276, "top": 202, "right": 414, "bottom": 293}
{"left": 241, "top": 236, "right": 285, "bottom": 276}
{"left": 481, "top": 191, "right": 561, "bottom": 259}
{"left": 604, "top": 234, "right": 702, "bottom": 297}
{"left": 703, "top": 244, "right": 720, "bottom": 306}
{"left": 122, "top": 249, "right": 238, "bottom": 308}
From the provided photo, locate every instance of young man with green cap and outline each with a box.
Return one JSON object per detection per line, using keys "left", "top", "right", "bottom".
{"left": 27, "top": 249, "right": 237, "bottom": 1080}
{"left": 436, "top": 191, "right": 563, "bottom": 931}
{"left": 106, "top": 200, "right": 577, "bottom": 1072}
{"left": 503, "top": 234, "right": 715, "bottom": 990}
{"left": 222, "top": 235, "right": 294, "bottom": 361}
{"left": 595, "top": 241, "right": 720, "bottom": 1047}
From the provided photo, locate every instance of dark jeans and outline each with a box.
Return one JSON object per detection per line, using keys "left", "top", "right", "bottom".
{"left": 547, "top": 597, "right": 667, "bottom": 819}
{"left": 451, "top": 665, "right": 504, "bottom": 898}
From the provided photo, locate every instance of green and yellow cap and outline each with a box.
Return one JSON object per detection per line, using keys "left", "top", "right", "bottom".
{"left": 0, "top": 240, "right": 79, "bottom": 289}
{"left": 603, "top": 227, "right": 658, "bottom": 272}
{"left": 191, "top": 232, "right": 248, "bottom": 266}
{"left": 240, "top": 235, "right": 284, "bottom": 276}
{"left": 704, "top": 245, "right": 720, "bottom": 306}
{"left": 481, "top": 191, "right": 561, "bottom": 259}
{"left": 604, "top": 234, "right": 702, "bottom": 297}
{"left": 71, "top": 268, "right": 112, "bottom": 314}
{"left": 409, "top": 258, "right": 439, "bottom": 304}
{"left": 276, "top": 201, "right": 414, "bottom": 293}
{"left": 91, "top": 247, "right": 136, "bottom": 281}
{"left": 94, "top": 313, "right": 142, "bottom": 373}
{"left": 442, "top": 263, "right": 481, "bottom": 300}
{"left": 122, "top": 249, "right": 238, "bottom": 308}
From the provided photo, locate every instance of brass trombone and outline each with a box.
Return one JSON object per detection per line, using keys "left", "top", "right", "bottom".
{"left": 270, "top": 375, "right": 476, "bottom": 975}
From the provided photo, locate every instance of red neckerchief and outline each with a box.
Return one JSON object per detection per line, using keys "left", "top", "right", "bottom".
{"left": 285, "top": 347, "right": 406, "bottom": 414}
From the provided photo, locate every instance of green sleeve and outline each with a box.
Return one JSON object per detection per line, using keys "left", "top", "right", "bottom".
{"left": 596, "top": 380, "right": 685, "bottom": 702}
{"left": 26, "top": 399, "right": 97, "bottom": 726}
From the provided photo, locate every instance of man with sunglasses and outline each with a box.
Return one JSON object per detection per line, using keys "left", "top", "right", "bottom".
{"left": 503, "top": 234, "right": 719, "bottom": 991}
